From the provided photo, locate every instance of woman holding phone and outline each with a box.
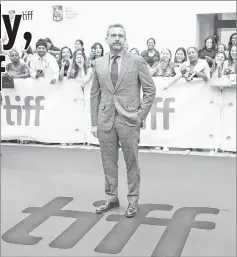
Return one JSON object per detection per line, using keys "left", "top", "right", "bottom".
{"left": 152, "top": 48, "right": 182, "bottom": 89}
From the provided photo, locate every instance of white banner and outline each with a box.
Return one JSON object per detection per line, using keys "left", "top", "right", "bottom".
{"left": 139, "top": 78, "right": 222, "bottom": 149}
{"left": 1, "top": 77, "right": 236, "bottom": 151}
{"left": 1, "top": 78, "right": 87, "bottom": 143}
{"left": 220, "top": 87, "right": 236, "bottom": 152}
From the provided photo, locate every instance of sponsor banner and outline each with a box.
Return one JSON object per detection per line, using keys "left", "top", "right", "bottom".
{"left": 1, "top": 78, "right": 87, "bottom": 143}
{"left": 88, "top": 77, "right": 223, "bottom": 149}
{"left": 139, "top": 78, "right": 222, "bottom": 149}
{"left": 1, "top": 77, "right": 236, "bottom": 151}
{"left": 52, "top": 5, "right": 78, "bottom": 22}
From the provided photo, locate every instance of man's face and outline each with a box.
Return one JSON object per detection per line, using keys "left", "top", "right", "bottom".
{"left": 106, "top": 27, "right": 126, "bottom": 52}
{"left": 37, "top": 46, "right": 47, "bottom": 57}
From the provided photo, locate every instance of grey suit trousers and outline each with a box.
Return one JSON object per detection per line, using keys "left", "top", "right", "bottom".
{"left": 98, "top": 113, "right": 140, "bottom": 206}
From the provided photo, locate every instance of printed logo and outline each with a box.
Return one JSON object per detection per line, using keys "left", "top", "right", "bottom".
{"left": 2, "top": 95, "right": 45, "bottom": 126}
{"left": 2, "top": 197, "right": 220, "bottom": 256}
{"left": 53, "top": 5, "right": 63, "bottom": 22}
{"left": 65, "top": 6, "right": 78, "bottom": 19}
{"left": 142, "top": 97, "right": 175, "bottom": 130}
{"left": 22, "top": 11, "right": 33, "bottom": 20}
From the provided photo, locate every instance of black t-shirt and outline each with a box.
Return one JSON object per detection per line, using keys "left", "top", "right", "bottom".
{"left": 198, "top": 48, "right": 217, "bottom": 68}
{"left": 58, "top": 60, "right": 70, "bottom": 77}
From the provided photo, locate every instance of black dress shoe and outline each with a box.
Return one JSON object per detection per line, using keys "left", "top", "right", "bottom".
{"left": 96, "top": 200, "right": 120, "bottom": 214}
{"left": 125, "top": 204, "right": 139, "bottom": 218}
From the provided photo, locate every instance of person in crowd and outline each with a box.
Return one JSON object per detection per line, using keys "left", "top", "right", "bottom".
{"left": 217, "top": 43, "right": 228, "bottom": 58}
{"left": 5, "top": 49, "right": 30, "bottom": 145}
{"left": 88, "top": 42, "right": 104, "bottom": 67}
{"left": 212, "top": 34, "right": 220, "bottom": 49}
{"left": 130, "top": 48, "right": 140, "bottom": 55}
{"left": 198, "top": 36, "right": 217, "bottom": 68}
{"left": 44, "top": 37, "right": 60, "bottom": 56}
{"left": 224, "top": 45, "right": 236, "bottom": 75}
{"left": 74, "top": 39, "right": 85, "bottom": 53}
{"left": 174, "top": 47, "right": 187, "bottom": 67}
{"left": 152, "top": 48, "right": 182, "bottom": 87}
{"left": 5, "top": 49, "right": 30, "bottom": 79}
{"left": 228, "top": 33, "right": 236, "bottom": 50}
{"left": 55, "top": 53, "right": 60, "bottom": 62}
{"left": 58, "top": 46, "right": 73, "bottom": 81}
{"left": 181, "top": 47, "right": 210, "bottom": 82}
{"left": 68, "top": 49, "right": 93, "bottom": 86}
{"left": 21, "top": 45, "right": 33, "bottom": 66}
{"left": 211, "top": 52, "right": 227, "bottom": 78}
{"left": 141, "top": 38, "right": 160, "bottom": 68}
{"left": 90, "top": 24, "right": 156, "bottom": 218}
{"left": 68, "top": 49, "right": 93, "bottom": 144}
{"left": 30, "top": 39, "right": 59, "bottom": 84}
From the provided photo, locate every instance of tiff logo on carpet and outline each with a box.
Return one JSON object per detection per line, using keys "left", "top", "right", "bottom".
{"left": 2, "top": 197, "right": 220, "bottom": 256}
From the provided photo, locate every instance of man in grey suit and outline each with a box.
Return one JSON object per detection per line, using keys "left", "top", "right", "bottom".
{"left": 90, "top": 24, "right": 156, "bottom": 218}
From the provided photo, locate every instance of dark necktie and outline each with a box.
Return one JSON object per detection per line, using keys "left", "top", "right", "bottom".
{"left": 111, "top": 56, "right": 119, "bottom": 88}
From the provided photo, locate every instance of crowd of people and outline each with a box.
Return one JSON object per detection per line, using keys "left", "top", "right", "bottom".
{"left": 0, "top": 32, "right": 236, "bottom": 150}
{"left": 0, "top": 32, "right": 236, "bottom": 88}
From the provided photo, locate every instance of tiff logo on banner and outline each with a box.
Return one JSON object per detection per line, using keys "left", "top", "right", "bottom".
{"left": 142, "top": 97, "right": 175, "bottom": 130}
{"left": 2, "top": 197, "right": 220, "bottom": 256}
{"left": 2, "top": 96, "right": 45, "bottom": 126}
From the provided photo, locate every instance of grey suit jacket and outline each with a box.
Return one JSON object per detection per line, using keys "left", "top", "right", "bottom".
{"left": 90, "top": 51, "right": 156, "bottom": 132}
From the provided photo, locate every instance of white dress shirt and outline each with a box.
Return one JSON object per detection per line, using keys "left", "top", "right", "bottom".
{"left": 30, "top": 52, "right": 59, "bottom": 81}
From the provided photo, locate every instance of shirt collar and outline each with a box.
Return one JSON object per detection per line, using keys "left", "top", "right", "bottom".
{"left": 37, "top": 53, "right": 48, "bottom": 60}
{"left": 109, "top": 49, "right": 125, "bottom": 59}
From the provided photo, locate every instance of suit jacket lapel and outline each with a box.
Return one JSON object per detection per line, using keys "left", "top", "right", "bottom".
{"left": 114, "top": 51, "right": 131, "bottom": 92}
{"left": 102, "top": 54, "right": 114, "bottom": 92}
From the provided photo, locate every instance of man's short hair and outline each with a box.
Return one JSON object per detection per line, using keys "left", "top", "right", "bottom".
{"left": 36, "top": 39, "right": 47, "bottom": 49}
{"left": 107, "top": 23, "right": 126, "bottom": 37}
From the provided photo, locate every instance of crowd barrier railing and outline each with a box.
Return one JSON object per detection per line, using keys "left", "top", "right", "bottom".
{"left": 1, "top": 76, "right": 236, "bottom": 152}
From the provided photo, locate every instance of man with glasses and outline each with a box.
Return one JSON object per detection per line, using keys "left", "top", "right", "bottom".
{"left": 90, "top": 24, "right": 156, "bottom": 218}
